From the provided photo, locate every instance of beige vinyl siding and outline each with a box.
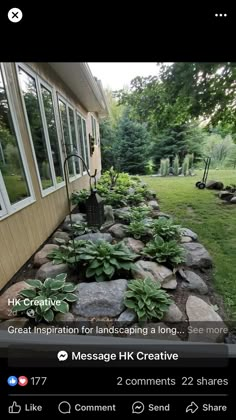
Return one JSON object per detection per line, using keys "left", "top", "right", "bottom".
{"left": 0, "top": 63, "right": 101, "bottom": 290}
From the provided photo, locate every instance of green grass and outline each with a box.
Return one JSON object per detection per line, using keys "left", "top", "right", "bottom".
{"left": 143, "top": 170, "right": 236, "bottom": 320}
{"left": 3, "top": 175, "right": 29, "bottom": 203}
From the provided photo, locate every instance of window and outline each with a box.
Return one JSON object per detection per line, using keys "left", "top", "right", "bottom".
{"left": 91, "top": 115, "right": 97, "bottom": 144}
{"left": 57, "top": 97, "right": 81, "bottom": 178}
{"left": 17, "top": 65, "right": 64, "bottom": 195}
{"left": 41, "top": 85, "right": 64, "bottom": 183}
{"left": 0, "top": 64, "right": 34, "bottom": 217}
{"left": 77, "top": 114, "right": 89, "bottom": 172}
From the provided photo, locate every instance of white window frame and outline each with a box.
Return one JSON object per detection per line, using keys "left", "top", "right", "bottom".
{"left": 38, "top": 78, "right": 65, "bottom": 189}
{"left": 77, "top": 112, "right": 90, "bottom": 175}
{"left": 0, "top": 63, "right": 35, "bottom": 219}
{"left": 57, "top": 94, "right": 82, "bottom": 182}
{"left": 16, "top": 63, "right": 65, "bottom": 197}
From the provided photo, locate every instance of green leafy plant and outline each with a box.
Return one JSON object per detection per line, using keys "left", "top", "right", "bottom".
{"left": 47, "top": 240, "right": 87, "bottom": 265}
{"left": 126, "top": 220, "right": 152, "bottom": 240}
{"left": 78, "top": 241, "right": 136, "bottom": 282}
{"left": 152, "top": 218, "right": 181, "bottom": 241}
{"left": 12, "top": 273, "right": 77, "bottom": 323}
{"left": 71, "top": 222, "right": 94, "bottom": 237}
{"left": 71, "top": 189, "right": 89, "bottom": 205}
{"left": 127, "top": 193, "right": 144, "bottom": 206}
{"left": 142, "top": 237, "right": 185, "bottom": 267}
{"left": 129, "top": 206, "right": 152, "bottom": 221}
{"left": 103, "top": 191, "right": 127, "bottom": 208}
{"left": 124, "top": 278, "right": 172, "bottom": 321}
{"left": 173, "top": 154, "right": 179, "bottom": 176}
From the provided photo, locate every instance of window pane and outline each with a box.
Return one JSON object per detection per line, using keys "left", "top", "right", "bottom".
{"left": 69, "top": 108, "right": 80, "bottom": 175}
{"left": 82, "top": 119, "right": 89, "bottom": 168}
{"left": 58, "top": 100, "right": 74, "bottom": 176}
{"left": 0, "top": 68, "right": 30, "bottom": 204}
{"left": 41, "top": 86, "right": 64, "bottom": 183}
{"left": 18, "top": 68, "right": 53, "bottom": 190}
{"left": 77, "top": 115, "right": 86, "bottom": 171}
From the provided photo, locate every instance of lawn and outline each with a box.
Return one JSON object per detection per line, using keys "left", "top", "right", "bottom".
{"left": 143, "top": 170, "right": 236, "bottom": 321}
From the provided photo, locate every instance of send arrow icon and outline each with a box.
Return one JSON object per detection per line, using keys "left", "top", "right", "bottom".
{"left": 186, "top": 401, "right": 199, "bottom": 414}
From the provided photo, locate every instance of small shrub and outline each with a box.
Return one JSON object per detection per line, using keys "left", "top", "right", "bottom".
{"left": 182, "top": 155, "right": 189, "bottom": 176}
{"left": 12, "top": 273, "right": 77, "bottom": 323}
{"left": 127, "top": 193, "right": 144, "bottom": 206}
{"left": 165, "top": 158, "right": 170, "bottom": 176}
{"left": 160, "top": 159, "right": 166, "bottom": 176}
{"left": 129, "top": 206, "right": 152, "bottom": 221}
{"left": 78, "top": 241, "right": 136, "bottom": 282}
{"left": 173, "top": 155, "right": 179, "bottom": 176}
{"left": 142, "top": 237, "right": 185, "bottom": 267}
{"left": 152, "top": 218, "right": 181, "bottom": 241}
{"left": 124, "top": 278, "right": 172, "bottom": 321}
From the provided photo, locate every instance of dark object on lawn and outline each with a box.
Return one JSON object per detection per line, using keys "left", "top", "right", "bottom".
{"left": 195, "top": 157, "right": 211, "bottom": 189}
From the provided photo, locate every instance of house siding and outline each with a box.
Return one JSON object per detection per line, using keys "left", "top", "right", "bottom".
{"left": 0, "top": 63, "right": 101, "bottom": 290}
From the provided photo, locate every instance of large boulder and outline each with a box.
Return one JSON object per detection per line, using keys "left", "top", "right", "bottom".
{"left": 182, "top": 243, "right": 213, "bottom": 269}
{"left": 0, "top": 281, "right": 33, "bottom": 320}
{"left": 34, "top": 244, "right": 59, "bottom": 267}
{"left": 75, "top": 232, "right": 113, "bottom": 243}
{"left": 186, "top": 296, "right": 227, "bottom": 342}
{"left": 123, "top": 238, "right": 145, "bottom": 254}
{"left": 36, "top": 262, "right": 69, "bottom": 281}
{"left": 162, "top": 303, "right": 183, "bottom": 323}
{"left": 131, "top": 260, "right": 177, "bottom": 289}
{"left": 206, "top": 180, "right": 224, "bottom": 190}
{"left": 181, "top": 270, "right": 208, "bottom": 295}
{"left": 108, "top": 224, "right": 127, "bottom": 239}
{"left": 219, "top": 191, "right": 234, "bottom": 201}
{"left": 180, "top": 228, "right": 198, "bottom": 241}
{"left": 72, "top": 279, "right": 128, "bottom": 317}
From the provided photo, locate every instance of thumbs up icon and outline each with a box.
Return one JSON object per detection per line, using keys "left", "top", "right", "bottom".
{"left": 8, "top": 401, "right": 21, "bottom": 414}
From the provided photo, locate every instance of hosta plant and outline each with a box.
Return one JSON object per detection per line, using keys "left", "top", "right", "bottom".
{"left": 124, "top": 278, "right": 172, "bottom": 321}
{"left": 152, "top": 218, "right": 181, "bottom": 241}
{"left": 71, "top": 189, "right": 89, "bottom": 205}
{"left": 142, "top": 237, "right": 185, "bottom": 267}
{"left": 78, "top": 240, "right": 136, "bottom": 282}
{"left": 129, "top": 206, "right": 152, "bottom": 222}
{"left": 126, "top": 220, "right": 152, "bottom": 240}
{"left": 12, "top": 273, "right": 77, "bottom": 323}
{"left": 47, "top": 240, "right": 87, "bottom": 265}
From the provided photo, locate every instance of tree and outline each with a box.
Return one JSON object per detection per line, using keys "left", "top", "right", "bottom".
{"left": 99, "top": 119, "right": 118, "bottom": 170}
{"left": 115, "top": 111, "right": 150, "bottom": 174}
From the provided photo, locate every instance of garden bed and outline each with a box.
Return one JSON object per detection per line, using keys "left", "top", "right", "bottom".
{"left": 0, "top": 171, "right": 229, "bottom": 342}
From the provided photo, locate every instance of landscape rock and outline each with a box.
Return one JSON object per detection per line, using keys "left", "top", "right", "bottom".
{"left": 230, "top": 196, "right": 236, "bottom": 204}
{"left": 108, "top": 224, "right": 127, "bottom": 239}
{"left": 123, "top": 238, "right": 144, "bottom": 254}
{"left": 162, "top": 303, "right": 183, "bottom": 323}
{"left": 181, "top": 270, "right": 208, "bottom": 295}
{"left": 117, "top": 309, "right": 137, "bottom": 326}
{"left": 0, "top": 281, "right": 33, "bottom": 320}
{"left": 0, "top": 317, "right": 29, "bottom": 330}
{"left": 34, "top": 244, "right": 59, "bottom": 267}
{"left": 55, "top": 312, "right": 75, "bottom": 323}
{"left": 132, "top": 260, "right": 177, "bottom": 289}
{"left": 114, "top": 207, "right": 131, "bottom": 221}
{"left": 219, "top": 191, "right": 234, "bottom": 201}
{"left": 154, "top": 212, "right": 171, "bottom": 219}
{"left": 180, "top": 228, "right": 198, "bottom": 241}
{"left": 183, "top": 243, "right": 213, "bottom": 269}
{"left": 127, "top": 187, "right": 135, "bottom": 195}
{"left": 75, "top": 232, "right": 113, "bottom": 243}
{"left": 102, "top": 205, "right": 115, "bottom": 227}
{"left": 72, "top": 279, "right": 128, "bottom": 317}
{"left": 180, "top": 236, "right": 192, "bottom": 243}
{"left": 186, "top": 295, "right": 227, "bottom": 342}
{"left": 64, "top": 213, "right": 86, "bottom": 224}
{"left": 149, "top": 190, "right": 157, "bottom": 199}
{"left": 206, "top": 180, "right": 224, "bottom": 190}
{"left": 51, "top": 231, "right": 70, "bottom": 244}
{"left": 148, "top": 200, "right": 160, "bottom": 210}
{"left": 36, "top": 262, "right": 69, "bottom": 281}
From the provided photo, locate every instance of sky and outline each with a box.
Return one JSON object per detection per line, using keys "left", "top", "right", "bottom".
{"left": 88, "top": 62, "right": 160, "bottom": 90}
